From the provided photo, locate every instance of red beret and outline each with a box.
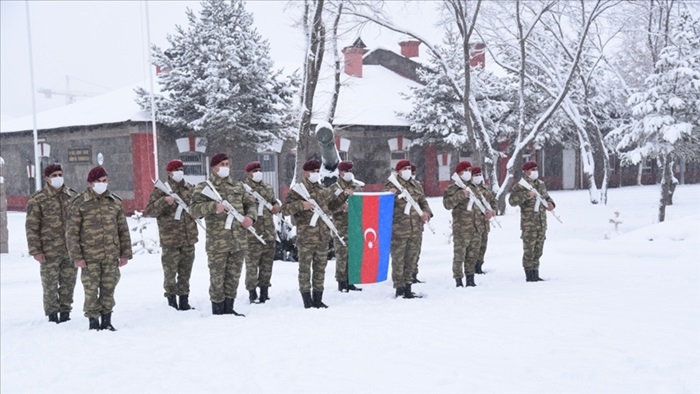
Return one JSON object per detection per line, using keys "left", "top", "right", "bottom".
{"left": 471, "top": 166, "right": 482, "bottom": 175}
{"left": 455, "top": 161, "right": 471, "bottom": 174}
{"left": 166, "top": 160, "right": 184, "bottom": 172}
{"left": 87, "top": 166, "right": 107, "bottom": 183}
{"left": 210, "top": 153, "right": 228, "bottom": 167}
{"left": 395, "top": 160, "right": 411, "bottom": 172}
{"left": 303, "top": 159, "right": 321, "bottom": 171}
{"left": 338, "top": 161, "right": 353, "bottom": 172}
{"left": 522, "top": 161, "right": 538, "bottom": 171}
{"left": 245, "top": 161, "right": 261, "bottom": 172}
{"left": 43, "top": 164, "right": 62, "bottom": 177}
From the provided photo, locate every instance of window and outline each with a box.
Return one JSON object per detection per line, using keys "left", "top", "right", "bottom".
{"left": 181, "top": 152, "right": 205, "bottom": 176}
{"left": 642, "top": 158, "right": 652, "bottom": 174}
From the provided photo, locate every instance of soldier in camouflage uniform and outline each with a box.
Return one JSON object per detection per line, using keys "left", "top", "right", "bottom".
{"left": 409, "top": 163, "right": 425, "bottom": 284}
{"left": 189, "top": 153, "right": 257, "bottom": 316}
{"left": 443, "top": 161, "right": 492, "bottom": 288}
{"left": 66, "top": 166, "right": 132, "bottom": 331}
{"left": 242, "top": 161, "right": 279, "bottom": 304}
{"left": 470, "top": 166, "right": 498, "bottom": 274}
{"left": 145, "top": 160, "right": 199, "bottom": 311}
{"left": 508, "top": 161, "right": 555, "bottom": 282}
{"left": 384, "top": 160, "right": 433, "bottom": 298}
{"left": 25, "top": 164, "right": 79, "bottom": 324}
{"left": 282, "top": 159, "right": 349, "bottom": 309}
{"left": 332, "top": 161, "right": 363, "bottom": 293}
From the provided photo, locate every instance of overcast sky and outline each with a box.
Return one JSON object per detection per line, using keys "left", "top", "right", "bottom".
{"left": 0, "top": 1, "right": 442, "bottom": 119}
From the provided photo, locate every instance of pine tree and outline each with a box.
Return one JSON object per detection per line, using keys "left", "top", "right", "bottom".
{"left": 136, "top": 0, "right": 297, "bottom": 149}
{"left": 608, "top": 12, "right": 700, "bottom": 221}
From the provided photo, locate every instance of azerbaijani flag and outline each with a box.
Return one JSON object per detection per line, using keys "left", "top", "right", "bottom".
{"left": 347, "top": 192, "right": 394, "bottom": 284}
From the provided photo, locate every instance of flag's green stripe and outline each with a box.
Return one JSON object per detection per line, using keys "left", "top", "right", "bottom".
{"left": 347, "top": 195, "right": 364, "bottom": 284}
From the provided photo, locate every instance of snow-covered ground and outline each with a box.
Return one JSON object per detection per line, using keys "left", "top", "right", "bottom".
{"left": 2, "top": 184, "right": 699, "bottom": 394}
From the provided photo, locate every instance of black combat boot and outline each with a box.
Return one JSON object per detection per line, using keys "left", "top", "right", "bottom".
{"left": 100, "top": 313, "right": 116, "bottom": 331}
{"left": 167, "top": 295, "right": 178, "bottom": 310}
{"left": 455, "top": 278, "right": 464, "bottom": 287}
{"left": 58, "top": 311, "right": 71, "bottom": 323}
{"left": 466, "top": 274, "right": 477, "bottom": 287}
{"left": 347, "top": 283, "right": 362, "bottom": 291}
{"left": 533, "top": 269, "right": 544, "bottom": 281}
{"left": 88, "top": 317, "right": 100, "bottom": 330}
{"left": 403, "top": 283, "right": 416, "bottom": 299}
{"left": 312, "top": 290, "right": 328, "bottom": 309}
{"left": 338, "top": 280, "right": 348, "bottom": 293}
{"left": 475, "top": 261, "right": 485, "bottom": 274}
{"left": 259, "top": 287, "right": 269, "bottom": 303}
{"left": 178, "top": 295, "right": 191, "bottom": 311}
{"left": 48, "top": 313, "right": 59, "bottom": 324}
{"left": 525, "top": 270, "right": 534, "bottom": 282}
{"left": 395, "top": 286, "right": 405, "bottom": 298}
{"left": 211, "top": 301, "right": 223, "bottom": 315}
{"left": 411, "top": 272, "right": 424, "bottom": 284}
{"left": 248, "top": 289, "right": 258, "bottom": 304}
{"left": 301, "top": 291, "right": 313, "bottom": 309}
{"left": 224, "top": 298, "right": 245, "bottom": 317}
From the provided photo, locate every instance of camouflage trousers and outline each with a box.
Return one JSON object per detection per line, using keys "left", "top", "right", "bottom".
{"left": 452, "top": 231, "right": 482, "bottom": 278}
{"left": 390, "top": 234, "right": 422, "bottom": 288}
{"left": 334, "top": 235, "right": 349, "bottom": 282}
{"left": 411, "top": 231, "right": 424, "bottom": 278}
{"left": 207, "top": 249, "right": 245, "bottom": 303}
{"left": 297, "top": 239, "right": 330, "bottom": 292}
{"left": 80, "top": 259, "right": 121, "bottom": 318}
{"left": 40, "top": 255, "right": 78, "bottom": 315}
{"left": 477, "top": 228, "right": 490, "bottom": 262}
{"left": 161, "top": 245, "right": 195, "bottom": 297}
{"left": 521, "top": 229, "right": 546, "bottom": 270}
{"left": 245, "top": 241, "right": 275, "bottom": 290}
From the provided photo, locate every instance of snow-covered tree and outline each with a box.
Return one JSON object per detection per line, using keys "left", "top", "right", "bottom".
{"left": 607, "top": 12, "right": 700, "bottom": 222}
{"left": 136, "top": 0, "right": 296, "bottom": 150}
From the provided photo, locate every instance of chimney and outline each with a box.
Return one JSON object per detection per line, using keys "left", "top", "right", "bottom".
{"left": 399, "top": 39, "right": 421, "bottom": 58}
{"left": 343, "top": 38, "right": 369, "bottom": 77}
{"left": 469, "top": 42, "right": 486, "bottom": 69}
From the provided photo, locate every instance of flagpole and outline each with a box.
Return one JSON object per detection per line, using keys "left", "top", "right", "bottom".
{"left": 25, "top": 0, "right": 41, "bottom": 191}
{"left": 144, "top": 0, "right": 159, "bottom": 180}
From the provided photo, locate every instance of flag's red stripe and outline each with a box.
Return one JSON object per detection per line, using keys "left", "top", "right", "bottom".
{"left": 361, "top": 195, "right": 380, "bottom": 283}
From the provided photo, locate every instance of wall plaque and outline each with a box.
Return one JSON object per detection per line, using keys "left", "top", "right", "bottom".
{"left": 67, "top": 147, "right": 92, "bottom": 163}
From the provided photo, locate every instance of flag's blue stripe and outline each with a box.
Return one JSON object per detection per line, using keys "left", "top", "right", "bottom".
{"left": 376, "top": 194, "right": 394, "bottom": 282}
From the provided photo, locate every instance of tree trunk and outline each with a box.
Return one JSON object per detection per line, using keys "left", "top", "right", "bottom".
{"left": 657, "top": 154, "right": 672, "bottom": 222}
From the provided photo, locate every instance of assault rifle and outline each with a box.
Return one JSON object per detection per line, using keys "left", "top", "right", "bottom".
{"left": 153, "top": 179, "right": 205, "bottom": 229}
{"left": 387, "top": 173, "right": 436, "bottom": 234}
{"left": 517, "top": 178, "right": 563, "bottom": 223}
{"left": 200, "top": 182, "right": 266, "bottom": 244}
{"left": 450, "top": 173, "right": 501, "bottom": 228}
{"left": 242, "top": 183, "right": 293, "bottom": 228}
{"left": 290, "top": 182, "right": 346, "bottom": 246}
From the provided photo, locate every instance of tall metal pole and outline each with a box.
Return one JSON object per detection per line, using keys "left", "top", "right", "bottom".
{"left": 25, "top": 0, "right": 41, "bottom": 191}
{"left": 144, "top": 1, "right": 159, "bottom": 180}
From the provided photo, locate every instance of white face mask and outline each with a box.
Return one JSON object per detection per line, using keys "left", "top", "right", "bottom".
{"left": 411, "top": 174, "right": 416, "bottom": 180}
{"left": 92, "top": 182, "right": 108, "bottom": 195}
{"left": 529, "top": 171, "right": 539, "bottom": 180}
{"left": 400, "top": 169, "right": 412, "bottom": 181}
{"left": 460, "top": 171, "right": 472, "bottom": 182}
{"left": 472, "top": 175, "right": 483, "bottom": 185}
{"left": 216, "top": 166, "right": 230, "bottom": 178}
{"left": 342, "top": 172, "right": 354, "bottom": 182}
{"left": 251, "top": 171, "right": 263, "bottom": 183}
{"left": 308, "top": 172, "right": 320, "bottom": 183}
{"left": 49, "top": 177, "right": 64, "bottom": 189}
{"left": 170, "top": 171, "right": 184, "bottom": 182}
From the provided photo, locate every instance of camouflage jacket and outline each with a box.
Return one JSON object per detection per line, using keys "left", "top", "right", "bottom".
{"left": 66, "top": 188, "right": 133, "bottom": 262}
{"left": 242, "top": 177, "right": 277, "bottom": 244}
{"left": 508, "top": 177, "right": 555, "bottom": 232}
{"left": 144, "top": 177, "right": 199, "bottom": 249}
{"left": 474, "top": 182, "right": 498, "bottom": 232}
{"left": 384, "top": 176, "right": 433, "bottom": 238}
{"left": 190, "top": 174, "right": 257, "bottom": 255}
{"left": 443, "top": 181, "right": 488, "bottom": 233}
{"left": 330, "top": 177, "right": 363, "bottom": 236}
{"left": 25, "top": 183, "right": 78, "bottom": 258}
{"left": 282, "top": 177, "right": 346, "bottom": 243}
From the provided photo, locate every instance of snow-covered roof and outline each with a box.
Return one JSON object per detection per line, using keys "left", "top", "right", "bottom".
{"left": 0, "top": 82, "right": 156, "bottom": 134}
{"left": 311, "top": 63, "right": 422, "bottom": 127}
